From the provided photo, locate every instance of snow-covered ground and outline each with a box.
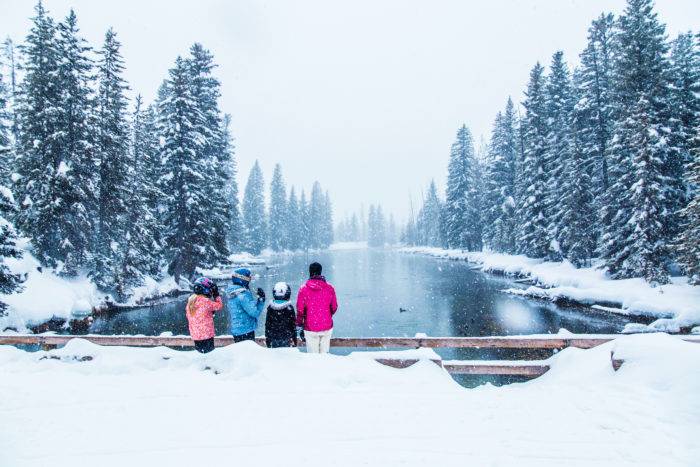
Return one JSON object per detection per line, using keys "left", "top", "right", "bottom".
{"left": 0, "top": 333, "right": 697, "bottom": 466}
{"left": 399, "top": 247, "right": 700, "bottom": 333}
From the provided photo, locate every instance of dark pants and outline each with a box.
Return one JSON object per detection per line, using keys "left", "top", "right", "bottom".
{"left": 233, "top": 331, "right": 255, "bottom": 343}
{"left": 194, "top": 337, "right": 215, "bottom": 353}
{"left": 267, "top": 338, "right": 294, "bottom": 348}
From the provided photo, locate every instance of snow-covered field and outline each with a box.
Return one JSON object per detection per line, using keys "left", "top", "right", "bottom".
{"left": 399, "top": 247, "right": 700, "bottom": 333}
{"left": 0, "top": 333, "right": 697, "bottom": 466}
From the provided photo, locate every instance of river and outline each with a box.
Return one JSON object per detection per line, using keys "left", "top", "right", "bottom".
{"left": 86, "top": 247, "right": 636, "bottom": 386}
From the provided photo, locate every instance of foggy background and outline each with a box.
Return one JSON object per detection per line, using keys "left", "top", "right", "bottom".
{"left": 2, "top": 0, "right": 699, "bottom": 222}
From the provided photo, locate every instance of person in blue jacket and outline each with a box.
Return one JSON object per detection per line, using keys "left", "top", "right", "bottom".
{"left": 226, "top": 267, "right": 265, "bottom": 343}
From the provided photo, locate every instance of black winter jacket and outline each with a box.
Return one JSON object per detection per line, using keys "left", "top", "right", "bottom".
{"left": 265, "top": 301, "right": 297, "bottom": 347}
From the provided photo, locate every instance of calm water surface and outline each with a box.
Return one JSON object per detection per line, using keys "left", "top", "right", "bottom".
{"left": 89, "top": 248, "right": 633, "bottom": 386}
{"left": 91, "top": 248, "right": 631, "bottom": 337}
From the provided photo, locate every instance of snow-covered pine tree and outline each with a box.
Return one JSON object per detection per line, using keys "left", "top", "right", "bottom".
{"left": 349, "top": 213, "right": 359, "bottom": 241}
{"left": 387, "top": 214, "right": 397, "bottom": 245}
{"left": 299, "top": 189, "right": 311, "bottom": 250}
{"left": 269, "top": 163, "right": 288, "bottom": 251}
{"left": 241, "top": 160, "right": 267, "bottom": 255}
{"left": 309, "top": 181, "right": 325, "bottom": 249}
{"left": 518, "top": 63, "right": 552, "bottom": 258}
{"left": 286, "top": 187, "right": 301, "bottom": 250}
{"left": 417, "top": 180, "right": 443, "bottom": 247}
{"left": 92, "top": 28, "right": 131, "bottom": 288}
{"left": 677, "top": 122, "right": 700, "bottom": 283}
{"left": 14, "top": 3, "right": 89, "bottom": 273}
{"left": 2, "top": 38, "right": 20, "bottom": 146}
{"left": 188, "top": 43, "right": 230, "bottom": 265}
{"left": 114, "top": 95, "right": 162, "bottom": 299}
{"left": 445, "top": 125, "right": 477, "bottom": 250}
{"left": 544, "top": 51, "right": 574, "bottom": 260}
{"left": 0, "top": 61, "right": 10, "bottom": 178}
{"left": 221, "top": 114, "right": 242, "bottom": 252}
{"left": 140, "top": 103, "right": 165, "bottom": 274}
{"left": 158, "top": 56, "right": 210, "bottom": 280}
{"left": 0, "top": 183, "right": 22, "bottom": 314}
{"left": 600, "top": 0, "right": 677, "bottom": 283}
{"left": 668, "top": 32, "right": 700, "bottom": 189}
{"left": 558, "top": 70, "right": 596, "bottom": 267}
{"left": 56, "top": 9, "right": 98, "bottom": 276}
{"left": 483, "top": 98, "right": 518, "bottom": 253}
{"left": 579, "top": 13, "right": 616, "bottom": 228}
{"left": 322, "top": 190, "right": 334, "bottom": 247}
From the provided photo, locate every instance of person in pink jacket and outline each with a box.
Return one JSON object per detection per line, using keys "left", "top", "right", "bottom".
{"left": 186, "top": 277, "right": 223, "bottom": 353}
{"left": 296, "top": 262, "right": 338, "bottom": 353}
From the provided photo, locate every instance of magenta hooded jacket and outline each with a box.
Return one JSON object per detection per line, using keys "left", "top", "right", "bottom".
{"left": 296, "top": 277, "right": 338, "bottom": 332}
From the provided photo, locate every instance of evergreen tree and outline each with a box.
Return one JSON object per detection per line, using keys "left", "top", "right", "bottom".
{"left": 221, "top": 115, "right": 242, "bottom": 252}
{"left": 558, "top": 70, "right": 597, "bottom": 266}
{"left": 0, "top": 60, "right": 11, "bottom": 177}
{"left": 158, "top": 56, "right": 209, "bottom": 280}
{"left": 601, "top": 0, "right": 676, "bottom": 283}
{"left": 445, "top": 125, "right": 480, "bottom": 250}
{"left": 14, "top": 3, "right": 91, "bottom": 273}
{"left": 309, "top": 181, "right": 325, "bottom": 249}
{"left": 349, "top": 213, "right": 359, "bottom": 241}
{"left": 677, "top": 124, "right": 700, "bottom": 283}
{"left": 483, "top": 98, "right": 518, "bottom": 253}
{"left": 241, "top": 161, "right": 267, "bottom": 255}
{"left": 2, "top": 38, "right": 20, "bottom": 145}
{"left": 93, "top": 28, "right": 131, "bottom": 288}
{"left": 115, "top": 95, "right": 161, "bottom": 298}
{"left": 579, "top": 13, "right": 616, "bottom": 227}
{"left": 669, "top": 32, "right": 700, "bottom": 181}
{"left": 0, "top": 184, "right": 22, "bottom": 314}
{"left": 518, "top": 63, "right": 552, "bottom": 258}
{"left": 387, "top": 214, "right": 397, "bottom": 245}
{"left": 322, "top": 190, "right": 334, "bottom": 247}
{"left": 286, "top": 187, "right": 301, "bottom": 250}
{"left": 544, "top": 51, "right": 574, "bottom": 259}
{"left": 188, "top": 43, "right": 230, "bottom": 265}
{"left": 299, "top": 190, "right": 311, "bottom": 250}
{"left": 417, "top": 181, "right": 443, "bottom": 247}
{"left": 269, "top": 163, "right": 287, "bottom": 251}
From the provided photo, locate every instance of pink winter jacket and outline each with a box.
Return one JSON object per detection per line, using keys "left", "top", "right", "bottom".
{"left": 185, "top": 294, "right": 223, "bottom": 341}
{"left": 296, "top": 277, "right": 338, "bottom": 332}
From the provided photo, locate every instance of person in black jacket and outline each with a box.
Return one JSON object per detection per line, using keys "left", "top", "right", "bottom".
{"left": 265, "top": 282, "right": 298, "bottom": 348}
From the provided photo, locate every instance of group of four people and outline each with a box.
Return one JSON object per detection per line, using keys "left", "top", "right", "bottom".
{"left": 185, "top": 262, "right": 339, "bottom": 354}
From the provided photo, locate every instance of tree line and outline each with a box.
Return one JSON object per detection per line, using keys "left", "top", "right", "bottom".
{"left": 0, "top": 3, "right": 334, "bottom": 307}
{"left": 404, "top": 0, "right": 700, "bottom": 285}
{"left": 335, "top": 204, "right": 398, "bottom": 247}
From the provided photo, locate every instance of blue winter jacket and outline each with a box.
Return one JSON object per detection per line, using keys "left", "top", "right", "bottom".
{"left": 226, "top": 284, "right": 265, "bottom": 336}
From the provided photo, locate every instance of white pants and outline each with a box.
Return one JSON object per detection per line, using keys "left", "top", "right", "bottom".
{"left": 305, "top": 328, "right": 332, "bottom": 354}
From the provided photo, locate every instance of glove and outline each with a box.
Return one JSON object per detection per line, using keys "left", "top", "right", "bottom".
{"left": 256, "top": 288, "right": 266, "bottom": 301}
{"left": 211, "top": 284, "right": 219, "bottom": 298}
{"left": 298, "top": 328, "right": 305, "bottom": 343}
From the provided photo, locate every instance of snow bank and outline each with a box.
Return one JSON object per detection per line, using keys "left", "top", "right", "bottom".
{"left": 0, "top": 247, "right": 100, "bottom": 330}
{"left": 400, "top": 247, "right": 700, "bottom": 331}
{"left": 124, "top": 275, "right": 181, "bottom": 306}
{"left": 0, "top": 334, "right": 697, "bottom": 466}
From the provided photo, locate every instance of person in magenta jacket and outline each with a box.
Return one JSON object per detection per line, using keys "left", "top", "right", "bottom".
{"left": 296, "top": 262, "right": 338, "bottom": 353}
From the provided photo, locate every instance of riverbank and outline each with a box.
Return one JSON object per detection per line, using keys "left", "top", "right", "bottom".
{"left": 0, "top": 333, "right": 697, "bottom": 466}
{"left": 399, "top": 247, "right": 700, "bottom": 334}
{"left": 0, "top": 246, "right": 269, "bottom": 333}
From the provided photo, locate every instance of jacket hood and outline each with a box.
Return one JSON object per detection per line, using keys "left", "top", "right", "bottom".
{"left": 269, "top": 299, "right": 291, "bottom": 310}
{"left": 305, "top": 277, "right": 327, "bottom": 290}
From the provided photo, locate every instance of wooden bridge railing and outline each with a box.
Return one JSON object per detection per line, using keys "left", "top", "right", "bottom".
{"left": 2, "top": 334, "right": 698, "bottom": 377}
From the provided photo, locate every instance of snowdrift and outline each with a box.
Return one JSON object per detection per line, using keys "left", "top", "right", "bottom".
{"left": 0, "top": 334, "right": 698, "bottom": 466}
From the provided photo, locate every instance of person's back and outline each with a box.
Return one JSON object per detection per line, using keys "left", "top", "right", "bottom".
{"left": 265, "top": 282, "right": 297, "bottom": 348}
{"left": 226, "top": 268, "right": 265, "bottom": 342}
{"left": 185, "top": 277, "right": 223, "bottom": 353}
{"left": 296, "top": 262, "right": 338, "bottom": 353}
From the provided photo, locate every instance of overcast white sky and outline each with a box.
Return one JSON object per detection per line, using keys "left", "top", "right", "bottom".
{"left": 2, "top": 0, "right": 699, "bottom": 222}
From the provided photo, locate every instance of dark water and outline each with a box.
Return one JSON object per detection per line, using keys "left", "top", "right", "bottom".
{"left": 90, "top": 248, "right": 631, "bottom": 337}
{"left": 88, "top": 248, "right": 633, "bottom": 386}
